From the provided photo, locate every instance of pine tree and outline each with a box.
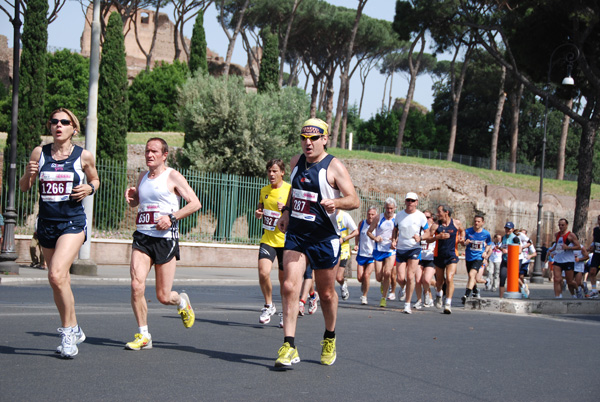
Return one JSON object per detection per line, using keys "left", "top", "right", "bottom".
{"left": 17, "top": 0, "right": 48, "bottom": 157}
{"left": 96, "top": 12, "right": 128, "bottom": 230}
{"left": 189, "top": 11, "right": 208, "bottom": 75}
{"left": 257, "top": 27, "right": 279, "bottom": 93}
{"left": 98, "top": 12, "right": 128, "bottom": 162}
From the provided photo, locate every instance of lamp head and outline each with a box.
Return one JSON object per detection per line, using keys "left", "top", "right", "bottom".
{"left": 562, "top": 75, "right": 575, "bottom": 86}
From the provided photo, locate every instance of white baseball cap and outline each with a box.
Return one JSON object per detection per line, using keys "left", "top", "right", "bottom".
{"left": 405, "top": 192, "right": 419, "bottom": 201}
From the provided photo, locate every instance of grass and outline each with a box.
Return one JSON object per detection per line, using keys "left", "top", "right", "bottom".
{"left": 328, "top": 148, "right": 600, "bottom": 200}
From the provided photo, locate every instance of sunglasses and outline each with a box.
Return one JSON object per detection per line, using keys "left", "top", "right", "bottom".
{"left": 50, "top": 118, "right": 72, "bottom": 126}
{"left": 301, "top": 134, "right": 324, "bottom": 141}
{"left": 405, "top": 199, "right": 417, "bottom": 203}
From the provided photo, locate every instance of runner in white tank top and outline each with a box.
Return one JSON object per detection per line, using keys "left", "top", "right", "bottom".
{"left": 124, "top": 138, "right": 201, "bottom": 351}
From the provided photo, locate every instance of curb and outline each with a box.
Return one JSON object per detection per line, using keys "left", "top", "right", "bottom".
{"left": 0, "top": 277, "right": 259, "bottom": 285}
{"left": 465, "top": 298, "right": 600, "bottom": 315}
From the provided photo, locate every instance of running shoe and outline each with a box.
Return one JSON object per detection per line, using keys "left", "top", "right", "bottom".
{"left": 360, "top": 296, "right": 368, "bottom": 305}
{"left": 398, "top": 287, "right": 405, "bottom": 301}
{"left": 274, "top": 342, "right": 300, "bottom": 368}
{"left": 492, "top": 286, "right": 498, "bottom": 292}
{"left": 555, "top": 294, "right": 563, "bottom": 299}
{"left": 278, "top": 313, "right": 284, "bottom": 328}
{"left": 320, "top": 338, "right": 337, "bottom": 365}
{"left": 434, "top": 295, "right": 443, "bottom": 309}
{"left": 485, "top": 278, "right": 491, "bottom": 291}
{"left": 379, "top": 297, "right": 387, "bottom": 308}
{"left": 461, "top": 295, "right": 468, "bottom": 305}
{"left": 178, "top": 293, "right": 195, "bottom": 328}
{"left": 298, "top": 301, "right": 305, "bottom": 316}
{"left": 576, "top": 287, "right": 584, "bottom": 299}
{"left": 473, "top": 290, "right": 481, "bottom": 299}
{"left": 413, "top": 300, "right": 423, "bottom": 310}
{"left": 308, "top": 293, "right": 319, "bottom": 314}
{"left": 56, "top": 326, "right": 86, "bottom": 354}
{"left": 424, "top": 298, "right": 434, "bottom": 308}
{"left": 586, "top": 289, "right": 599, "bottom": 299}
{"left": 443, "top": 304, "right": 452, "bottom": 314}
{"left": 387, "top": 291, "right": 396, "bottom": 301}
{"left": 125, "top": 333, "right": 152, "bottom": 350}
{"left": 57, "top": 327, "right": 78, "bottom": 358}
{"left": 583, "top": 281, "right": 589, "bottom": 294}
{"left": 259, "top": 304, "right": 276, "bottom": 324}
{"left": 403, "top": 304, "right": 412, "bottom": 314}
{"left": 341, "top": 281, "right": 350, "bottom": 300}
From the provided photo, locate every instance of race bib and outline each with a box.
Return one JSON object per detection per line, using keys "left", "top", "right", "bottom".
{"left": 290, "top": 189, "right": 318, "bottom": 222}
{"left": 594, "top": 242, "right": 600, "bottom": 253}
{"left": 136, "top": 203, "right": 161, "bottom": 231}
{"left": 262, "top": 209, "right": 281, "bottom": 231}
{"left": 470, "top": 240, "right": 484, "bottom": 251}
{"left": 40, "top": 171, "right": 74, "bottom": 202}
{"left": 421, "top": 240, "right": 428, "bottom": 251}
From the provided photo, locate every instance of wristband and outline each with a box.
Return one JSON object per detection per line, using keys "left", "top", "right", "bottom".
{"left": 89, "top": 182, "right": 95, "bottom": 195}
{"left": 282, "top": 206, "right": 290, "bottom": 214}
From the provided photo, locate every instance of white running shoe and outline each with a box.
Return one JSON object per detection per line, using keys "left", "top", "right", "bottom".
{"left": 413, "top": 300, "right": 423, "bottom": 310}
{"left": 278, "top": 313, "right": 284, "bottom": 328}
{"left": 341, "top": 281, "right": 350, "bottom": 300}
{"left": 424, "top": 298, "right": 434, "bottom": 308}
{"left": 360, "top": 295, "right": 368, "bottom": 305}
{"left": 58, "top": 327, "right": 78, "bottom": 358}
{"left": 387, "top": 291, "right": 396, "bottom": 301}
{"left": 259, "top": 304, "right": 276, "bottom": 324}
{"left": 398, "top": 287, "right": 406, "bottom": 301}
{"left": 56, "top": 326, "right": 86, "bottom": 354}
{"left": 435, "top": 295, "right": 443, "bottom": 309}
{"left": 403, "top": 303, "right": 412, "bottom": 314}
{"left": 443, "top": 304, "right": 452, "bottom": 314}
{"left": 298, "top": 301, "right": 305, "bottom": 316}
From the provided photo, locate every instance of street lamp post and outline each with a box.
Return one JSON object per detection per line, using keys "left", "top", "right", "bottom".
{"left": 0, "top": 1, "right": 22, "bottom": 274}
{"left": 532, "top": 43, "right": 580, "bottom": 284}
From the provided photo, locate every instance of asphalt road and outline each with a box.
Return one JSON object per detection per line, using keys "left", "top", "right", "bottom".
{"left": 1, "top": 283, "right": 598, "bottom": 401}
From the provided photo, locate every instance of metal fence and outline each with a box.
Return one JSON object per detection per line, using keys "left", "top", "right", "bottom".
{"left": 2, "top": 159, "right": 567, "bottom": 245}
{"left": 352, "top": 144, "right": 579, "bottom": 182}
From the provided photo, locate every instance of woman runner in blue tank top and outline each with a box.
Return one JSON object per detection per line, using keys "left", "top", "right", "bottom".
{"left": 19, "top": 108, "right": 100, "bottom": 359}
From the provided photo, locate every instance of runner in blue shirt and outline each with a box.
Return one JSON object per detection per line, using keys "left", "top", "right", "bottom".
{"left": 461, "top": 215, "right": 492, "bottom": 304}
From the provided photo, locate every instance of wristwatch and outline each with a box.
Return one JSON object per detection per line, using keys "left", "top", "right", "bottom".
{"left": 282, "top": 206, "right": 290, "bottom": 214}
{"left": 168, "top": 213, "right": 177, "bottom": 226}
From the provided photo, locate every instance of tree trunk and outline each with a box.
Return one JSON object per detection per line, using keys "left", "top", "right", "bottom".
{"left": 173, "top": 19, "right": 182, "bottom": 61}
{"left": 325, "top": 72, "right": 335, "bottom": 132}
{"left": 389, "top": 70, "right": 397, "bottom": 111}
{"left": 240, "top": 30, "right": 259, "bottom": 87}
{"left": 395, "top": 32, "right": 425, "bottom": 155}
{"left": 340, "top": 81, "right": 351, "bottom": 149}
{"left": 330, "top": 0, "right": 367, "bottom": 147}
{"left": 309, "top": 74, "right": 320, "bottom": 117}
{"left": 381, "top": 74, "right": 389, "bottom": 111}
{"left": 490, "top": 65, "right": 507, "bottom": 171}
{"left": 221, "top": 0, "right": 250, "bottom": 78}
{"left": 446, "top": 45, "right": 472, "bottom": 161}
{"left": 279, "top": 0, "right": 302, "bottom": 87}
{"left": 508, "top": 82, "right": 524, "bottom": 173}
{"left": 573, "top": 120, "right": 598, "bottom": 237}
{"left": 556, "top": 97, "right": 573, "bottom": 180}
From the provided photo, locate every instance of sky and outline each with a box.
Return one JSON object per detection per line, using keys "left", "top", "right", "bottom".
{"left": 0, "top": 0, "right": 437, "bottom": 120}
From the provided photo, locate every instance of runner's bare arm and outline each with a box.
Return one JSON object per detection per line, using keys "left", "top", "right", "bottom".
{"left": 322, "top": 158, "right": 359, "bottom": 213}
{"left": 125, "top": 171, "right": 145, "bottom": 208}
{"left": 19, "top": 147, "right": 43, "bottom": 192}
{"left": 169, "top": 170, "right": 201, "bottom": 220}
{"left": 71, "top": 149, "right": 100, "bottom": 202}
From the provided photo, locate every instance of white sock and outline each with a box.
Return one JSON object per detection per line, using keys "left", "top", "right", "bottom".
{"left": 437, "top": 290, "right": 443, "bottom": 297}
{"left": 178, "top": 297, "right": 188, "bottom": 310}
{"left": 445, "top": 299, "right": 452, "bottom": 306}
{"left": 139, "top": 325, "right": 149, "bottom": 336}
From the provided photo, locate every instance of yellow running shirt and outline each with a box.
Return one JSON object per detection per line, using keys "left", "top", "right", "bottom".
{"left": 259, "top": 181, "right": 291, "bottom": 248}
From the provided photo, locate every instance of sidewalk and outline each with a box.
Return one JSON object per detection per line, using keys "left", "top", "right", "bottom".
{"left": 2, "top": 264, "right": 600, "bottom": 315}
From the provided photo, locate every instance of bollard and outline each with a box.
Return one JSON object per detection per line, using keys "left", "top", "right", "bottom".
{"left": 505, "top": 243, "right": 522, "bottom": 299}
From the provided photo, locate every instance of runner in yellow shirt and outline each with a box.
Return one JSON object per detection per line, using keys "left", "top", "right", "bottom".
{"left": 255, "top": 159, "right": 291, "bottom": 324}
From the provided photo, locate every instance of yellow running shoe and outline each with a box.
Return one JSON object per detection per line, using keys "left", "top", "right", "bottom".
{"left": 274, "top": 342, "right": 300, "bottom": 368}
{"left": 379, "top": 297, "right": 387, "bottom": 308}
{"left": 178, "top": 293, "right": 195, "bottom": 328}
{"left": 320, "top": 338, "right": 336, "bottom": 365}
{"left": 125, "top": 333, "right": 152, "bottom": 350}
